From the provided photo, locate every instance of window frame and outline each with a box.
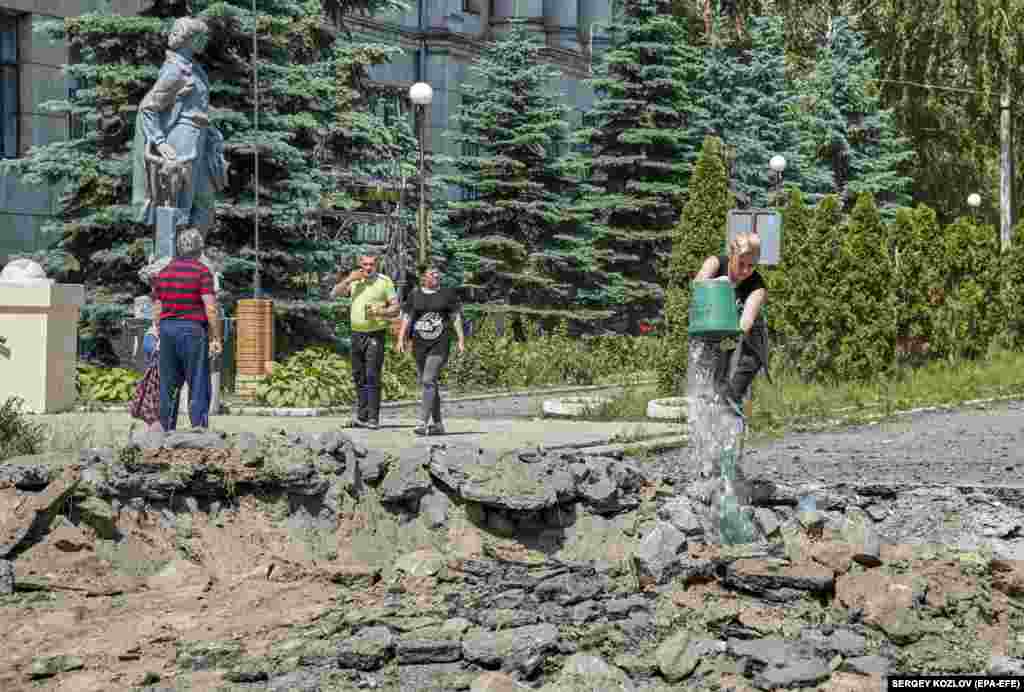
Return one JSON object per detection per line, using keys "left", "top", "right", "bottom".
{"left": 0, "top": 11, "right": 19, "bottom": 159}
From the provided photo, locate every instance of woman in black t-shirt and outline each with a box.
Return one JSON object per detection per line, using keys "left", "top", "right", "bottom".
{"left": 694, "top": 231, "right": 770, "bottom": 414}
{"left": 398, "top": 265, "right": 465, "bottom": 436}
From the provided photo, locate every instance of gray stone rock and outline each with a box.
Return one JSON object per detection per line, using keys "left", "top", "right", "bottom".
{"left": 491, "top": 589, "right": 527, "bottom": 610}
{"left": 79, "top": 447, "right": 115, "bottom": 466}
{"left": 571, "top": 600, "right": 602, "bottom": 624}
{"left": 396, "top": 633, "right": 462, "bottom": 664}
{"left": 723, "top": 559, "right": 834, "bottom": 600}
{"left": 864, "top": 503, "right": 888, "bottom": 522}
{"left": 546, "top": 653, "right": 636, "bottom": 692}
{"left": 420, "top": 490, "right": 450, "bottom": 529}
{"left": 825, "top": 629, "right": 867, "bottom": 657}
{"left": 990, "top": 656, "right": 1024, "bottom": 676}
{"left": 380, "top": 450, "right": 432, "bottom": 504}
{"left": 305, "top": 431, "right": 348, "bottom": 456}
{"left": 336, "top": 626, "right": 395, "bottom": 671}
{"left": 754, "top": 508, "right": 781, "bottom": 538}
{"left": 655, "top": 631, "right": 692, "bottom": 682}
{"left": 844, "top": 655, "right": 890, "bottom": 675}
{"left": 536, "top": 602, "right": 568, "bottom": 623}
{"left": 0, "top": 559, "right": 13, "bottom": 595}
{"left": 358, "top": 448, "right": 389, "bottom": 484}
{"left": 480, "top": 609, "right": 540, "bottom": 629}
{"left": 462, "top": 624, "right": 559, "bottom": 674}
{"left": 605, "top": 596, "right": 650, "bottom": 618}
{"left": 728, "top": 638, "right": 818, "bottom": 667}
{"left": 0, "top": 459, "right": 52, "bottom": 490}
{"left": 339, "top": 456, "right": 362, "bottom": 498}
{"left": 162, "top": 430, "right": 229, "bottom": 450}
{"left": 753, "top": 659, "right": 832, "bottom": 690}
{"left": 534, "top": 572, "right": 604, "bottom": 606}
{"left": 635, "top": 522, "right": 687, "bottom": 584}
{"left": 659, "top": 498, "right": 704, "bottom": 535}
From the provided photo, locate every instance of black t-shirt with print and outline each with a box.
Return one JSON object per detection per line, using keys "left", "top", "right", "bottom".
{"left": 402, "top": 287, "right": 461, "bottom": 354}
{"left": 712, "top": 255, "right": 769, "bottom": 370}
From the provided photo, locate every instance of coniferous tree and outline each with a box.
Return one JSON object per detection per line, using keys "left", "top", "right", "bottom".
{"left": 770, "top": 188, "right": 813, "bottom": 368}
{"left": 574, "top": 0, "right": 702, "bottom": 333}
{"left": 442, "top": 24, "right": 607, "bottom": 326}
{"left": 5, "top": 1, "right": 414, "bottom": 352}
{"left": 794, "top": 16, "right": 914, "bottom": 214}
{"left": 829, "top": 193, "right": 896, "bottom": 380}
{"left": 691, "top": 15, "right": 805, "bottom": 208}
{"left": 657, "top": 135, "right": 732, "bottom": 395}
{"left": 890, "top": 204, "right": 942, "bottom": 362}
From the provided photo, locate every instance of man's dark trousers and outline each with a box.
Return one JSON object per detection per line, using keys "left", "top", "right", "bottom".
{"left": 351, "top": 330, "right": 386, "bottom": 424}
{"left": 158, "top": 319, "right": 211, "bottom": 430}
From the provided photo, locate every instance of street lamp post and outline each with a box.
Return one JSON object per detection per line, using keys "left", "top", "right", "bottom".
{"left": 409, "top": 82, "right": 433, "bottom": 268}
{"left": 769, "top": 155, "right": 787, "bottom": 205}
{"left": 968, "top": 192, "right": 982, "bottom": 220}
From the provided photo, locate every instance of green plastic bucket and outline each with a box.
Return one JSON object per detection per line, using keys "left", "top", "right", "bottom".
{"left": 688, "top": 279, "right": 741, "bottom": 337}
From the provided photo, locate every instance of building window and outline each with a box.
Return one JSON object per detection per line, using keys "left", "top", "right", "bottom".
{"left": 0, "top": 13, "right": 17, "bottom": 159}
{"left": 463, "top": 0, "right": 483, "bottom": 14}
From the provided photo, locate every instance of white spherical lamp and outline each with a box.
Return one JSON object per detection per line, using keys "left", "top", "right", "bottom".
{"left": 769, "top": 155, "right": 787, "bottom": 173}
{"left": 967, "top": 193, "right": 982, "bottom": 208}
{"left": 409, "top": 82, "right": 433, "bottom": 106}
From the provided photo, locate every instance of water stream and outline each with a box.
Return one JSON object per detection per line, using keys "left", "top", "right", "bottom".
{"left": 686, "top": 337, "right": 759, "bottom": 544}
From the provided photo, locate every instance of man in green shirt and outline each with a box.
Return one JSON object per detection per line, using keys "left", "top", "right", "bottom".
{"left": 331, "top": 254, "right": 399, "bottom": 428}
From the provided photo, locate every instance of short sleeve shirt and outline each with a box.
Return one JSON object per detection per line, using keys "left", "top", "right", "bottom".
{"left": 152, "top": 258, "right": 213, "bottom": 322}
{"left": 350, "top": 274, "right": 397, "bottom": 333}
{"left": 402, "top": 287, "right": 461, "bottom": 354}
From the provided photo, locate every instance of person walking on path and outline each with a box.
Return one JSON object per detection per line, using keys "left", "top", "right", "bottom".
{"left": 693, "top": 231, "right": 770, "bottom": 415}
{"left": 331, "top": 254, "right": 399, "bottom": 429}
{"left": 151, "top": 229, "right": 222, "bottom": 431}
{"left": 398, "top": 264, "right": 465, "bottom": 436}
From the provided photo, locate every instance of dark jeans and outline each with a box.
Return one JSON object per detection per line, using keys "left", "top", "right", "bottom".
{"left": 351, "top": 330, "right": 386, "bottom": 423}
{"left": 414, "top": 345, "right": 449, "bottom": 424}
{"left": 159, "top": 319, "right": 211, "bottom": 430}
{"left": 717, "top": 343, "right": 761, "bottom": 403}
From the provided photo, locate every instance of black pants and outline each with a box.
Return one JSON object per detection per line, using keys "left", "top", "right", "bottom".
{"left": 351, "top": 330, "right": 386, "bottom": 423}
{"left": 716, "top": 343, "right": 761, "bottom": 404}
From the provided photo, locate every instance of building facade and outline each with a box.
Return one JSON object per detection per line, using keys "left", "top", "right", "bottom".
{"left": 0, "top": 0, "right": 137, "bottom": 266}
{"left": 349, "top": 0, "right": 614, "bottom": 158}
{"left": 0, "top": 0, "right": 613, "bottom": 264}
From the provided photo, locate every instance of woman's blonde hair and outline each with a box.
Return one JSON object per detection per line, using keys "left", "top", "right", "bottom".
{"left": 728, "top": 231, "right": 761, "bottom": 262}
{"left": 169, "top": 17, "right": 208, "bottom": 50}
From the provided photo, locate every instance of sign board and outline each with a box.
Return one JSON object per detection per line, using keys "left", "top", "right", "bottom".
{"left": 726, "top": 209, "right": 781, "bottom": 266}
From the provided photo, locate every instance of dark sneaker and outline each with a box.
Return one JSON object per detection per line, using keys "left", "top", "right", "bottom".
{"left": 428, "top": 423, "right": 446, "bottom": 436}
{"left": 353, "top": 418, "right": 378, "bottom": 430}
{"left": 413, "top": 422, "right": 429, "bottom": 436}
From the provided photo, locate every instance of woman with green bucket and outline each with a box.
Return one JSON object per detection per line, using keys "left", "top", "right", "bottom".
{"left": 693, "top": 231, "right": 770, "bottom": 416}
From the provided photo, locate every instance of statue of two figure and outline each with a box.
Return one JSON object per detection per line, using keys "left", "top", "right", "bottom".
{"left": 132, "top": 16, "right": 227, "bottom": 234}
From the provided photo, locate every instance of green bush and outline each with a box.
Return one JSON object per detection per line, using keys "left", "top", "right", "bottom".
{"left": 255, "top": 345, "right": 421, "bottom": 408}
{"left": 890, "top": 204, "right": 943, "bottom": 364}
{"left": 0, "top": 396, "right": 45, "bottom": 461}
{"left": 999, "top": 222, "right": 1024, "bottom": 350}
{"left": 77, "top": 364, "right": 139, "bottom": 402}
{"left": 768, "top": 189, "right": 813, "bottom": 369}
{"left": 931, "top": 217, "right": 1001, "bottom": 361}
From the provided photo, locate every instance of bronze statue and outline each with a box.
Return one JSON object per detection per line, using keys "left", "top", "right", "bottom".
{"left": 132, "top": 17, "right": 227, "bottom": 231}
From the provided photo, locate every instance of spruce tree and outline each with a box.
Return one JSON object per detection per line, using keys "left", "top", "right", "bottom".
{"left": 794, "top": 16, "right": 914, "bottom": 214}
{"left": 442, "top": 24, "right": 606, "bottom": 326}
{"left": 5, "top": 1, "right": 414, "bottom": 352}
{"left": 574, "top": 0, "right": 702, "bottom": 333}
{"left": 691, "top": 15, "right": 805, "bottom": 208}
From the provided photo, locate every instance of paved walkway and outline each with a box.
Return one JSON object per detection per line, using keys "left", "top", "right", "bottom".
{"left": 35, "top": 411, "right": 684, "bottom": 456}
